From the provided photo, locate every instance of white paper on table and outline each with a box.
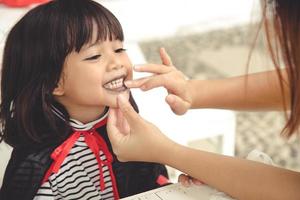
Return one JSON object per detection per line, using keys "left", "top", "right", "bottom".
{"left": 120, "top": 183, "right": 233, "bottom": 200}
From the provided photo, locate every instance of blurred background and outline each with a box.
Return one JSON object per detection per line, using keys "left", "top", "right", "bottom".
{"left": 1, "top": 0, "right": 300, "bottom": 185}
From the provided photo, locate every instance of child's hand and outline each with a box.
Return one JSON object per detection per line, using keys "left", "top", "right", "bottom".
{"left": 125, "top": 48, "right": 192, "bottom": 115}
{"left": 178, "top": 173, "right": 204, "bottom": 187}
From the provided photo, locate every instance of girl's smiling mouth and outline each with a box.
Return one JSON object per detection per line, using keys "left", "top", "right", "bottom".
{"left": 103, "top": 75, "right": 128, "bottom": 92}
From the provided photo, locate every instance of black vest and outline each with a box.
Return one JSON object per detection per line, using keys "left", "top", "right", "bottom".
{"left": 0, "top": 124, "right": 168, "bottom": 200}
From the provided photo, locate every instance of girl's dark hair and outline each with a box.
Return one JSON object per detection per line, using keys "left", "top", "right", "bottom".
{"left": 0, "top": 0, "right": 124, "bottom": 147}
{"left": 261, "top": 0, "right": 300, "bottom": 137}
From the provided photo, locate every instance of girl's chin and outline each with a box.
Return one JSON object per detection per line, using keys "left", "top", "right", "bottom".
{"left": 109, "top": 90, "right": 130, "bottom": 108}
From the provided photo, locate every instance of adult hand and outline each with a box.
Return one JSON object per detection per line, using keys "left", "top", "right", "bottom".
{"left": 107, "top": 93, "right": 175, "bottom": 163}
{"left": 178, "top": 174, "right": 204, "bottom": 187}
{"left": 125, "top": 48, "right": 192, "bottom": 115}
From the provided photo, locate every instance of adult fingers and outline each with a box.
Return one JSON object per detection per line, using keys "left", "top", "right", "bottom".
{"left": 191, "top": 178, "right": 204, "bottom": 186}
{"left": 124, "top": 77, "right": 151, "bottom": 88}
{"left": 178, "top": 174, "right": 192, "bottom": 187}
{"left": 107, "top": 108, "right": 122, "bottom": 146}
{"left": 108, "top": 107, "right": 117, "bottom": 127}
{"left": 133, "top": 64, "right": 174, "bottom": 74}
{"left": 178, "top": 174, "right": 204, "bottom": 187}
{"left": 116, "top": 107, "right": 130, "bottom": 134}
{"left": 160, "top": 47, "right": 173, "bottom": 66}
{"left": 126, "top": 74, "right": 168, "bottom": 91}
{"left": 117, "top": 93, "right": 143, "bottom": 126}
{"left": 165, "top": 94, "right": 189, "bottom": 115}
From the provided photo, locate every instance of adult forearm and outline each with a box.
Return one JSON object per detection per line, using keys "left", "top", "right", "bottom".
{"left": 188, "top": 70, "right": 290, "bottom": 111}
{"left": 162, "top": 144, "right": 300, "bottom": 200}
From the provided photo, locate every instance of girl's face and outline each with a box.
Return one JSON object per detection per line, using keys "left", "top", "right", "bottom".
{"left": 53, "top": 38, "right": 132, "bottom": 123}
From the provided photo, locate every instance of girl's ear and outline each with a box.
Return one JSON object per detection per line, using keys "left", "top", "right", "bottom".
{"left": 52, "top": 78, "right": 65, "bottom": 96}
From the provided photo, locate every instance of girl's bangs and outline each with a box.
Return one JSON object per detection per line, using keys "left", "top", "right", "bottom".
{"left": 66, "top": 2, "right": 124, "bottom": 52}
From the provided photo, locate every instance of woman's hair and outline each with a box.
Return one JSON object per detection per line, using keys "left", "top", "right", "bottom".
{"left": 261, "top": 0, "right": 300, "bottom": 137}
{"left": 0, "top": 0, "right": 124, "bottom": 147}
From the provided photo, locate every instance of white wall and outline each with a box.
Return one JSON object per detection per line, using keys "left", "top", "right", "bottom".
{"left": 99, "top": 0, "right": 260, "bottom": 42}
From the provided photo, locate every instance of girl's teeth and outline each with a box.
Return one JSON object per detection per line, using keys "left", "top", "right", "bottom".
{"left": 104, "top": 78, "right": 125, "bottom": 90}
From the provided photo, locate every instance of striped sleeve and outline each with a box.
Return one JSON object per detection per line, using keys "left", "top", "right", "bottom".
{"left": 33, "top": 181, "right": 55, "bottom": 200}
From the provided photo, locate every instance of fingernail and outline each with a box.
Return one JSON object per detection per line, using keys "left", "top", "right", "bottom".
{"left": 141, "top": 85, "right": 147, "bottom": 91}
{"left": 184, "top": 180, "right": 190, "bottom": 187}
{"left": 180, "top": 180, "right": 189, "bottom": 187}
{"left": 194, "top": 180, "right": 203, "bottom": 185}
{"left": 133, "top": 65, "right": 141, "bottom": 70}
{"left": 124, "top": 80, "right": 132, "bottom": 87}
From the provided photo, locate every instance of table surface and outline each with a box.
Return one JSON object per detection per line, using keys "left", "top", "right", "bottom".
{"left": 121, "top": 183, "right": 233, "bottom": 200}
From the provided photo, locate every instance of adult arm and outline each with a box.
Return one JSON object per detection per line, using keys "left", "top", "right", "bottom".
{"left": 107, "top": 94, "right": 300, "bottom": 200}
{"left": 126, "top": 48, "right": 290, "bottom": 113}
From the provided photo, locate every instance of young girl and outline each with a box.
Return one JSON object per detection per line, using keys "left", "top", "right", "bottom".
{"left": 0, "top": 0, "right": 168, "bottom": 199}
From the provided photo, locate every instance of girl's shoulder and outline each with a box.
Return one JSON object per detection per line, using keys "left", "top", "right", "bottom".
{"left": 0, "top": 145, "right": 55, "bottom": 200}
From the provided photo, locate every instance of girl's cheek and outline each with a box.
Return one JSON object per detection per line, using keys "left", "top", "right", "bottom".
{"left": 127, "top": 65, "right": 133, "bottom": 79}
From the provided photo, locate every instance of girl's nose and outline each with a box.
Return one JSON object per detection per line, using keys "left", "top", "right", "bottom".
{"left": 107, "top": 56, "right": 123, "bottom": 71}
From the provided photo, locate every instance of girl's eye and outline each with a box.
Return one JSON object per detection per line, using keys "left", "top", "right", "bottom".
{"left": 85, "top": 55, "right": 101, "bottom": 60}
{"left": 115, "top": 48, "right": 126, "bottom": 53}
